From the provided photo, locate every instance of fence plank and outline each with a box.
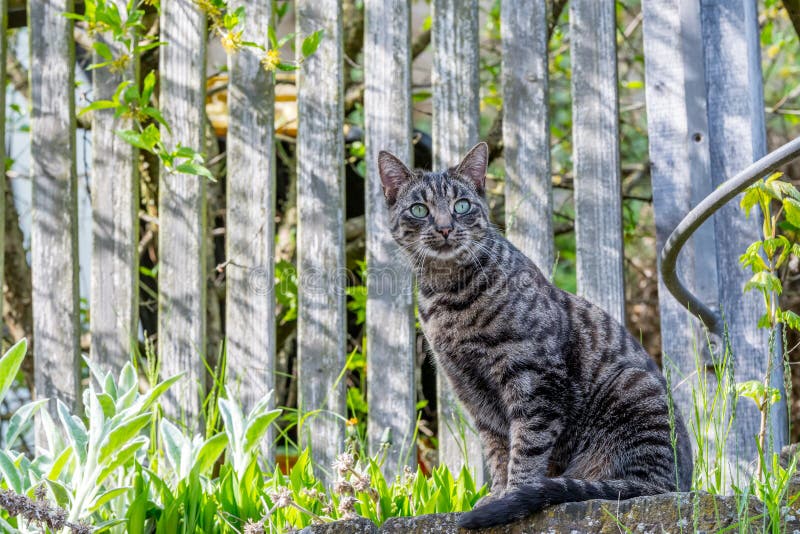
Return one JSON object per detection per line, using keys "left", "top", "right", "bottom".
{"left": 569, "top": 0, "right": 625, "bottom": 323}
{"left": 0, "top": 0, "right": 6, "bottom": 334}
{"left": 432, "top": 0, "right": 484, "bottom": 483}
{"left": 700, "top": 0, "right": 787, "bottom": 458}
{"left": 501, "top": 0, "right": 552, "bottom": 271}
{"left": 90, "top": 1, "right": 139, "bottom": 375}
{"left": 226, "top": 0, "right": 275, "bottom": 429}
{"left": 296, "top": 0, "right": 346, "bottom": 480}
{"left": 364, "top": 0, "right": 416, "bottom": 476}
{"left": 29, "top": 0, "right": 81, "bottom": 420}
{"left": 158, "top": 0, "right": 207, "bottom": 424}
{"left": 641, "top": 0, "right": 719, "bottom": 428}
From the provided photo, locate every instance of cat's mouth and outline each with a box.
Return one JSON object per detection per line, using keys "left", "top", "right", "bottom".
{"left": 426, "top": 239, "right": 464, "bottom": 260}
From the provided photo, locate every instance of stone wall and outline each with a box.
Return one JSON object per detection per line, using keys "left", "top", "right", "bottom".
{"left": 301, "top": 491, "right": 794, "bottom": 533}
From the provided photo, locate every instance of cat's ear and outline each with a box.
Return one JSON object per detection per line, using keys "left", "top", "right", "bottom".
{"left": 378, "top": 151, "right": 414, "bottom": 205}
{"left": 455, "top": 142, "right": 489, "bottom": 194}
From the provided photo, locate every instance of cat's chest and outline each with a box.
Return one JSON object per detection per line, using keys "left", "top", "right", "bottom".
{"left": 418, "top": 292, "right": 501, "bottom": 361}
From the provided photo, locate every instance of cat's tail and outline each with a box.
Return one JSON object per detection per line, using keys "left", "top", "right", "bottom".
{"left": 458, "top": 477, "right": 664, "bottom": 530}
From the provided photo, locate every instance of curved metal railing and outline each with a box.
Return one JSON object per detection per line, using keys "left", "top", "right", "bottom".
{"left": 659, "top": 136, "right": 800, "bottom": 338}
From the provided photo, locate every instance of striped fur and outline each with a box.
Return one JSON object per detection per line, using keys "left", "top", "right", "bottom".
{"left": 378, "top": 143, "right": 693, "bottom": 529}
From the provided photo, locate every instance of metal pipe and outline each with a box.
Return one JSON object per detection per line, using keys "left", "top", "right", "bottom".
{"left": 659, "top": 135, "right": 800, "bottom": 336}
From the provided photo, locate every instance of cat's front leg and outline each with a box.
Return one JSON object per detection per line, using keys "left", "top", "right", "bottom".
{"left": 503, "top": 373, "right": 565, "bottom": 488}
{"left": 474, "top": 425, "right": 509, "bottom": 505}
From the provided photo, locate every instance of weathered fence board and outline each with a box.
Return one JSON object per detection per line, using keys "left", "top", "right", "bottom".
{"left": 90, "top": 0, "right": 139, "bottom": 376}
{"left": 501, "top": 0, "right": 552, "bottom": 271}
{"left": 364, "top": 0, "right": 416, "bottom": 476}
{"left": 226, "top": 0, "right": 275, "bottom": 426}
{"left": 432, "top": 0, "right": 484, "bottom": 483}
{"left": 158, "top": 0, "right": 207, "bottom": 424}
{"left": 29, "top": 0, "right": 81, "bottom": 419}
{"left": 569, "top": 0, "right": 626, "bottom": 323}
{"left": 296, "top": 0, "right": 347, "bottom": 480}
{"left": 641, "top": 0, "right": 719, "bottom": 418}
{"left": 701, "top": 0, "right": 787, "bottom": 458}
{"left": 0, "top": 0, "right": 6, "bottom": 330}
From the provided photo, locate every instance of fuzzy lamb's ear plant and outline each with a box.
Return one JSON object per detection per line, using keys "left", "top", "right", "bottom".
{"left": 0, "top": 340, "right": 27, "bottom": 406}
{"left": 46, "top": 360, "right": 183, "bottom": 524}
{"left": 218, "top": 388, "right": 282, "bottom": 475}
{"left": 159, "top": 418, "right": 228, "bottom": 481}
{"left": 0, "top": 340, "right": 47, "bottom": 452}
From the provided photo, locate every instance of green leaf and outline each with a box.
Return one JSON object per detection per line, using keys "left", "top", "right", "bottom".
{"left": 3, "top": 399, "right": 47, "bottom": 448}
{"left": 737, "top": 380, "right": 781, "bottom": 407}
{"left": 45, "top": 479, "right": 72, "bottom": 508}
{"left": 219, "top": 397, "right": 244, "bottom": 455}
{"left": 88, "top": 385, "right": 106, "bottom": 446}
{"left": 173, "top": 145, "right": 198, "bottom": 158}
{"left": 78, "top": 99, "right": 119, "bottom": 116}
{"left": 175, "top": 162, "right": 215, "bottom": 180}
{"left": 141, "top": 106, "right": 169, "bottom": 129}
{"left": 277, "top": 31, "right": 296, "bottom": 48}
{"left": 89, "top": 487, "right": 131, "bottom": 513}
{"left": 301, "top": 29, "right": 325, "bottom": 58}
{"left": 63, "top": 12, "right": 88, "bottom": 21}
{"left": 98, "top": 413, "right": 151, "bottom": 467}
{"left": 780, "top": 310, "right": 800, "bottom": 331}
{"left": 761, "top": 180, "right": 784, "bottom": 201}
{"left": 267, "top": 25, "right": 279, "bottom": 48}
{"left": 784, "top": 198, "right": 800, "bottom": 227}
{"left": 136, "top": 373, "right": 183, "bottom": 412}
{"left": 141, "top": 71, "right": 157, "bottom": 105}
{"left": 127, "top": 466, "right": 149, "bottom": 534}
{"left": 763, "top": 236, "right": 788, "bottom": 259}
{"left": 136, "top": 41, "right": 166, "bottom": 54}
{"left": 96, "top": 436, "right": 148, "bottom": 483}
{"left": 93, "top": 41, "right": 114, "bottom": 60}
{"left": 58, "top": 399, "right": 89, "bottom": 465}
{"left": 91, "top": 519, "right": 128, "bottom": 533}
{"left": 46, "top": 445, "right": 74, "bottom": 480}
{"left": 103, "top": 371, "right": 118, "bottom": 400}
{"left": 160, "top": 419, "right": 187, "bottom": 475}
{"left": 193, "top": 433, "right": 228, "bottom": 475}
{"left": 0, "top": 339, "right": 27, "bottom": 405}
{"left": 119, "top": 362, "right": 137, "bottom": 395}
{"left": 96, "top": 392, "right": 116, "bottom": 418}
{"left": 765, "top": 171, "right": 784, "bottom": 183}
{"left": 743, "top": 271, "right": 782, "bottom": 295}
{"left": 223, "top": 9, "right": 241, "bottom": 30}
{"left": 112, "top": 80, "right": 133, "bottom": 104}
{"left": 276, "top": 62, "right": 300, "bottom": 72}
{"left": 740, "top": 186, "right": 762, "bottom": 218}
{"left": 115, "top": 129, "right": 155, "bottom": 152}
{"left": 0, "top": 450, "right": 22, "bottom": 493}
{"left": 244, "top": 409, "right": 282, "bottom": 453}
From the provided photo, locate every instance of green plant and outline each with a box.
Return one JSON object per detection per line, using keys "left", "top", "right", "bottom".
{"left": 739, "top": 172, "right": 800, "bottom": 479}
{"left": 0, "top": 342, "right": 486, "bottom": 532}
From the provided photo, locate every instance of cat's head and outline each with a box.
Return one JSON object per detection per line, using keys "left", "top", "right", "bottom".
{"left": 378, "top": 142, "right": 491, "bottom": 265}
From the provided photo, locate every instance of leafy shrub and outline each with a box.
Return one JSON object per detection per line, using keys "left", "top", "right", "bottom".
{"left": 0, "top": 342, "right": 484, "bottom": 532}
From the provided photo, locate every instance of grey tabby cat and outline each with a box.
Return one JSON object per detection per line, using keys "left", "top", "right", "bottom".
{"left": 378, "top": 142, "right": 693, "bottom": 529}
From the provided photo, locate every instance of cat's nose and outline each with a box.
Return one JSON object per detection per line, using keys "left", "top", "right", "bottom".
{"left": 437, "top": 226, "right": 452, "bottom": 239}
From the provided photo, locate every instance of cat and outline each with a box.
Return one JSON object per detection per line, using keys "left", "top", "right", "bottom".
{"left": 378, "top": 142, "right": 693, "bottom": 529}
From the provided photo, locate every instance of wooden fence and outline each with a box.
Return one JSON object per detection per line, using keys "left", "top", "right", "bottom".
{"left": 2, "top": 0, "right": 786, "bottom": 481}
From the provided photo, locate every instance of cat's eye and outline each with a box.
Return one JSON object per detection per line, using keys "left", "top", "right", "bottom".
{"left": 454, "top": 199, "right": 471, "bottom": 214}
{"left": 410, "top": 203, "right": 429, "bottom": 218}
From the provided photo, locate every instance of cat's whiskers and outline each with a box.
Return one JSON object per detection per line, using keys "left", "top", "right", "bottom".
{"left": 463, "top": 244, "right": 490, "bottom": 285}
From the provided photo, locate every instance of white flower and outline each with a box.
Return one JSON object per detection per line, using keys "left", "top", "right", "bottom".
{"left": 269, "top": 487, "right": 293, "bottom": 509}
